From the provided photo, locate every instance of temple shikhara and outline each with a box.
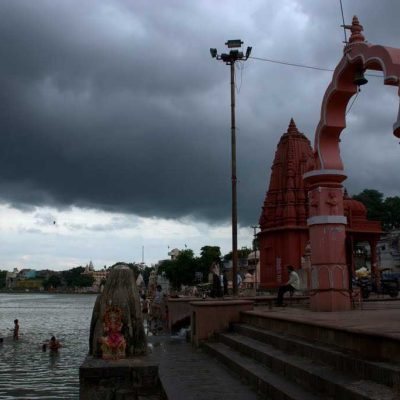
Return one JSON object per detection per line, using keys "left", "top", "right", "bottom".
{"left": 258, "top": 119, "right": 382, "bottom": 290}
{"left": 258, "top": 119, "right": 313, "bottom": 288}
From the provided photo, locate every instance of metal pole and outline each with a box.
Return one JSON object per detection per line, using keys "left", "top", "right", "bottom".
{"left": 230, "top": 61, "right": 238, "bottom": 296}
{"left": 210, "top": 41, "right": 251, "bottom": 297}
{"left": 252, "top": 225, "right": 258, "bottom": 289}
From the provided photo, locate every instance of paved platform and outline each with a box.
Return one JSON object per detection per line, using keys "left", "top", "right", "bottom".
{"left": 252, "top": 299, "right": 400, "bottom": 340}
{"left": 148, "top": 335, "right": 260, "bottom": 400}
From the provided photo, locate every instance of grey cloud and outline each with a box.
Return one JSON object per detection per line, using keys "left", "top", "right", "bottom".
{"left": 1, "top": 0, "right": 400, "bottom": 228}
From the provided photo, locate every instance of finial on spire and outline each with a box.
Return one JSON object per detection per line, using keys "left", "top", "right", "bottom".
{"left": 287, "top": 118, "right": 298, "bottom": 135}
{"left": 343, "top": 15, "right": 365, "bottom": 43}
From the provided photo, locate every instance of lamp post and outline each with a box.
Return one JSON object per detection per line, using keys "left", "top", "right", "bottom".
{"left": 210, "top": 40, "right": 252, "bottom": 296}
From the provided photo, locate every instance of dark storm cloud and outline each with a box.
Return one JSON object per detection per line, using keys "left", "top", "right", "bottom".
{"left": 1, "top": 0, "right": 400, "bottom": 227}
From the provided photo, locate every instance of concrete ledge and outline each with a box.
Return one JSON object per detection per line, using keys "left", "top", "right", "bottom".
{"left": 167, "top": 297, "right": 197, "bottom": 331}
{"left": 80, "top": 356, "right": 161, "bottom": 399}
{"left": 168, "top": 296, "right": 309, "bottom": 331}
{"left": 191, "top": 300, "right": 254, "bottom": 346}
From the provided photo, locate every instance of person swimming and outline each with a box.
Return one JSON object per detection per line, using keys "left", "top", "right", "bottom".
{"left": 43, "top": 336, "right": 61, "bottom": 352}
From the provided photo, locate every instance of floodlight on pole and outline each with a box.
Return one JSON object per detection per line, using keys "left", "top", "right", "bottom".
{"left": 226, "top": 39, "right": 243, "bottom": 48}
{"left": 210, "top": 39, "right": 252, "bottom": 296}
{"left": 245, "top": 46, "right": 252, "bottom": 59}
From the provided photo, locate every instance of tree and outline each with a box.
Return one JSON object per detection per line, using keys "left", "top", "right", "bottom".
{"left": 223, "top": 247, "right": 252, "bottom": 261}
{"left": 158, "top": 249, "right": 200, "bottom": 289}
{"left": 141, "top": 266, "right": 154, "bottom": 286}
{"left": 43, "top": 274, "right": 62, "bottom": 290}
{"left": 383, "top": 196, "right": 400, "bottom": 230}
{"left": 353, "top": 189, "right": 385, "bottom": 222}
{"left": 62, "top": 267, "right": 95, "bottom": 288}
{"left": 0, "top": 270, "right": 7, "bottom": 289}
{"left": 198, "top": 246, "right": 221, "bottom": 281}
{"left": 353, "top": 189, "right": 400, "bottom": 231}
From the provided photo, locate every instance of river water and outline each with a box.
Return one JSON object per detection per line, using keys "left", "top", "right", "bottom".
{"left": 0, "top": 293, "right": 97, "bottom": 400}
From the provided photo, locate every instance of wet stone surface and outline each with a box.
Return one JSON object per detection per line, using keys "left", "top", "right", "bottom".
{"left": 149, "top": 334, "right": 260, "bottom": 400}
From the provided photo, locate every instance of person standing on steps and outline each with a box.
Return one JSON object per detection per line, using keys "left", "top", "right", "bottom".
{"left": 211, "top": 259, "right": 222, "bottom": 298}
{"left": 276, "top": 265, "right": 300, "bottom": 306}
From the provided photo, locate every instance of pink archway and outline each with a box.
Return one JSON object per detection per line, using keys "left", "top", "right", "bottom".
{"left": 303, "top": 16, "right": 400, "bottom": 311}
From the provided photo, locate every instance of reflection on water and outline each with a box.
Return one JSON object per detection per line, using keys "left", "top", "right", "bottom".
{"left": 0, "top": 293, "right": 97, "bottom": 399}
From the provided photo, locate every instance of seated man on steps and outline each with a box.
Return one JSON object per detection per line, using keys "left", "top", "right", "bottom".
{"left": 276, "top": 265, "right": 300, "bottom": 307}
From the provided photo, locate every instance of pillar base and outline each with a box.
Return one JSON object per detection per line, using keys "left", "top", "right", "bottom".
{"left": 310, "top": 290, "right": 351, "bottom": 312}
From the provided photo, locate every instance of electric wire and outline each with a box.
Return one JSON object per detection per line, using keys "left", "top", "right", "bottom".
{"left": 250, "top": 54, "right": 364, "bottom": 116}
{"left": 249, "top": 56, "right": 382, "bottom": 78}
{"left": 249, "top": 56, "right": 333, "bottom": 72}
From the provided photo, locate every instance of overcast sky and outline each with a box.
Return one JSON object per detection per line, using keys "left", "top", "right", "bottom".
{"left": 1, "top": 0, "right": 400, "bottom": 270}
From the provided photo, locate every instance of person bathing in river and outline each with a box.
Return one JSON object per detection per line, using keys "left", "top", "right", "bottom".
{"left": 42, "top": 336, "right": 62, "bottom": 352}
{"left": 13, "top": 319, "right": 19, "bottom": 340}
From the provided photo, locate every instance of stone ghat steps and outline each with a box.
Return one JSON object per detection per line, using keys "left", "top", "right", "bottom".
{"left": 216, "top": 332, "right": 397, "bottom": 400}
{"left": 204, "top": 341, "right": 321, "bottom": 400}
{"left": 240, "top": 311, "right": 400, "bottom": 363}
{"left": 233, "top": 323, "right": 400, "bottom": 389}
{"left": 202, "top": 311, "right": 400, "bottom": 400}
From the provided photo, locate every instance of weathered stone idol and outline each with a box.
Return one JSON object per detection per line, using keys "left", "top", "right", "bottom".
{"left": 89, "top": 264, "right": 147, "bottom": 358}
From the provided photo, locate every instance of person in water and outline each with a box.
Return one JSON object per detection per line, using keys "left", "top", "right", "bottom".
{"left": 43, "top": 336, "right": 61, "bottom": 352}
{"left": 13, "top": 319, "right": 19, "bottom": 340}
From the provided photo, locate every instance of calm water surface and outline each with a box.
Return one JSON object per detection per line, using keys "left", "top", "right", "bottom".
{"left": 0, "top": 293, "right": 97, "bottom": 399}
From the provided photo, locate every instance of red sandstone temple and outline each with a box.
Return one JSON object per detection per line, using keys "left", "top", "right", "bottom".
{"left": 258, "top": 119, "right": 382, "bottom": 289}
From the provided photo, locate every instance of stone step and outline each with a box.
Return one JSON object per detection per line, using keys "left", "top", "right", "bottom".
{"left": 233, "top": 323, "right": 400, "bottom": 388}
{"left": 150, "top": 336, "right": 260, "bottom": 400}
{"left": 203, "top": 341, "right": 321, "bottom": 400}
{"left": 218, "top": 332, "right": 398, "bottom": 400}
{"left": 240, "top": 311, "right": 400, "bottom": 363}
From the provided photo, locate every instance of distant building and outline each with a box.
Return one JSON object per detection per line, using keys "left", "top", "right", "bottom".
{"left": 157, "top": 272, "right": 170, "bottom": 294}
{"left": 16, "top": 279, "right": 44, "bottom": 290}
{"left": 18, "top": 269, "right": 37, "bottom": 279}
{"left": 168, "top": 248, "right": 180, "bottom": 260}
{"left": 5, "top": 268, "right": 19, "bottom": 289}
{"left": 378, "top": 231, "right": 400, "bottom": 273}
{"left": 82, "top": 261, "right": 108, "bottom": 289}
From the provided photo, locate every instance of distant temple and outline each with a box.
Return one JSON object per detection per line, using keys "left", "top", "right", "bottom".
{"left": 82, "top": 261, "right": 108, "bottom": 289}
{"left": 258, "top": 119, "right": 382, "bottom": 289}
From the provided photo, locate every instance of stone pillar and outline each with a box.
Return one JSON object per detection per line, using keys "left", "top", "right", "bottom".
{"left": 369, "top": 239, "right": 380, "bottom": 285}
{"left": 304, "top": 171, "right": 351, "bottom": 311}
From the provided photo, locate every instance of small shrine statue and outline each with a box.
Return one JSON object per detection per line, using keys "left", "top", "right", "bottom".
{"left": 100, "top": 305, "right": 126, "bottom": 360}
{"left": 89, "top": 264, "right": 147, "bottom": 358}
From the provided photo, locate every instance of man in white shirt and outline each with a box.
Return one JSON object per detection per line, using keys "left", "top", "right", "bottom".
{"left": 276, "top": 265, "right": 300, "bottom": 306}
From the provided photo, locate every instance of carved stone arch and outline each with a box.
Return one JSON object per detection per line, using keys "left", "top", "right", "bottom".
{"left": 303, "top": 16, "right": 400, "bottom": 312}
{"left": 314, "top": 17, "right": 400, "bottom": 172}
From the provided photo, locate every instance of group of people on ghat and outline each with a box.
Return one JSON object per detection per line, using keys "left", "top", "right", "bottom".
{"left": 140, "top": 284, "right": 168, "bottom": 335}
{"left": 209, "top": 258, "right": 300, "bottom": 305}
{"left": 136, "top": 260, "right": 300, "bottom": 335}
{"left": 209, "top": 259, "right": 245, "bottom": 298}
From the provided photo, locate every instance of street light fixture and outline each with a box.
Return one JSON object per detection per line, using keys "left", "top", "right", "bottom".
{"left": 210, "top": 39, "right": 252, "bottom": 296}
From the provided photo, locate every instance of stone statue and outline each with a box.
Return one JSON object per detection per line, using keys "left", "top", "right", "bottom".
{"left": 89, "top": 264, "right": 147, "bottom": 358}
{"left": 99, "top": 305, "right": 126, "bottom": 360}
